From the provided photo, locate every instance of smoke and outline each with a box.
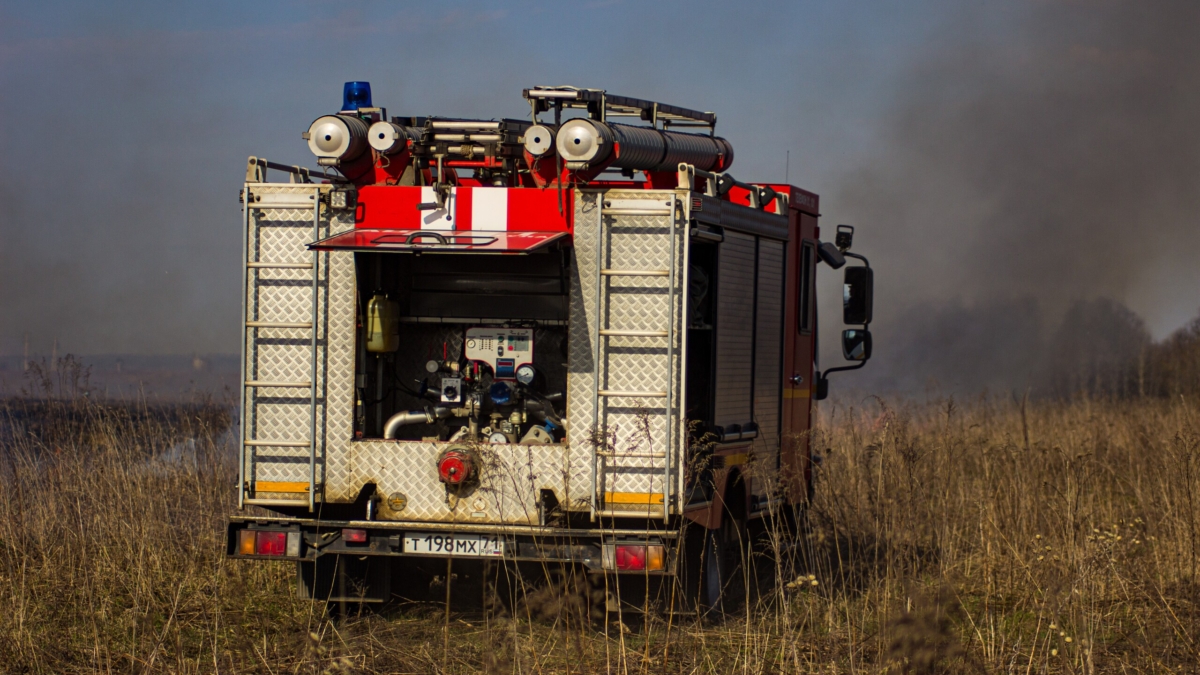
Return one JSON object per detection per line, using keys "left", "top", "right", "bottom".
{"left": 833, "top": 0, "right": 1200, "bottom": 394}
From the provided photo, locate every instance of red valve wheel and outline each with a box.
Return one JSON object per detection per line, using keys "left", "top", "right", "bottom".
{"left": 437, "top": 447, "right": 474, "bottom": 485}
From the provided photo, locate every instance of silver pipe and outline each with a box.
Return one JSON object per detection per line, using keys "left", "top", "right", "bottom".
{"left": 383, "top": 407, "right": 450, "bottom": 439}
{"left": 247, "top": 262, "right": 313, "bottom": 269}
{"left": 238, "top": 183, "right": 250, "bottom": 510}
{"left": 663, "top": 197, "right": 677, "bottom": 523}
{"left": 246, "top": 321, "right": 312, "bottom": 329}
{"left": 244, "top": 498, "right": 311, "bottom": 507}
{"left": 675, "top": 196, "right": 691, "bottom": 522}
{"left": 433, "top": 133, "right": 502, "bottom": 142}
{"left": 431, "top": 121, "right": 502, "bottom": 130}
{"left": 309, "top": 192, "right": 320, "bottom": 512}
{"left": 445, "top": 145, "right": 490, "bottom": 155}
{"left": 590, "top": 199, "right": 605, "bottom": 521}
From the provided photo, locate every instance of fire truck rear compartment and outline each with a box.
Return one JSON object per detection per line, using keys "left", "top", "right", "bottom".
{"left": 354, "top": 250, "right": 570, "bottom": 441}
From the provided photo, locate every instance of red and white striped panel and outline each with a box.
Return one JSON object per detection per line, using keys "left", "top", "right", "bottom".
{"left": 355, "top": 186, "right": 572, "bottom": 233}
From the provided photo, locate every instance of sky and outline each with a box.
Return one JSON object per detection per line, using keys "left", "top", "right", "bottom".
{"left": 1, "top": 0, "right": 1197, "bottom": 393}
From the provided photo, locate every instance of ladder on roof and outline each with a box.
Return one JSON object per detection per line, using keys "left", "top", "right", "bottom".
{"left": 239, "top": 185, "right": 325, "bottom": 511}
{"left": 589, "top": 196, "right": 682, "bottom": 523}
{"left": 524, "top": 86, "right": 717, "bottom": 132}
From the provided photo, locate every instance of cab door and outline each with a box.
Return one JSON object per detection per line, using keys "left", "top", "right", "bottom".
{"left": 781, "top": 212, "right": 818, "bottom": 502}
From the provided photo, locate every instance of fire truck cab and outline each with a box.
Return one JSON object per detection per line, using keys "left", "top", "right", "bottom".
{"left": 227, "top": 83, "right": 873, "bottom": 610}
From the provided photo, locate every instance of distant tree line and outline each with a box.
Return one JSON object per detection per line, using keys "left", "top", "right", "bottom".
{"left": 1044, "top": 298, "right": 1200, "bottom": 399}
{"left": 857, "top": 297, "right": 1200, "bottom": 398}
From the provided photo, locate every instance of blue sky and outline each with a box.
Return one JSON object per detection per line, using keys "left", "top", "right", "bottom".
{"left": 2, "top": 0, "right": 1197, "bottom": 380}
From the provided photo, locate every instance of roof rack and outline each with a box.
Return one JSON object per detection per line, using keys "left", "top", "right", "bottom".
{"left": 522, "top": 86, "right": 716, "bottom": 132}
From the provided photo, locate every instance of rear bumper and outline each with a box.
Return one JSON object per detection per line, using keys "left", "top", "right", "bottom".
{"left": 226, "top": 516, "right": 677, "bottom": 573}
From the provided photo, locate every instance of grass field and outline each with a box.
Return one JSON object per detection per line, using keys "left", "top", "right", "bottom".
{"left": 3, "top": 376, "right": 1198, "bottom": 672}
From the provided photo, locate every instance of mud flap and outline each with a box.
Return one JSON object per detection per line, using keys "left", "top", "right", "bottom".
{"left": 297, "top": 554, "right": 391, "bottom": 603}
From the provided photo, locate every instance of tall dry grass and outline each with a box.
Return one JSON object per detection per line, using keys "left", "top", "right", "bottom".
{"left": 2, "top": 361, "right": 1198, "bottom": 672}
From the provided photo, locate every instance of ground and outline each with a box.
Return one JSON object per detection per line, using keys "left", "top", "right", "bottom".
{"left": 2, "top": 384, "right": 1197, "bottom": 673}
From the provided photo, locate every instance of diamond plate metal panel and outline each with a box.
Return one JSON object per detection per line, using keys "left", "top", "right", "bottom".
{"left": 344, "top": 440, "right": 587, "bottom": 524}
{"left": 569, "top": 190, "right": 686, "bottom": 511}
{"left": 242, "top": 184, "right": 335, "bottom": 500}
{"left": 316, "top": 212, "right": 356, "bottom": 501}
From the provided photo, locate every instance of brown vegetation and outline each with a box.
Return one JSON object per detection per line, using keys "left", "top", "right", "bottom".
{"left": 2, "top": 359, "right": 1199, "bottom": 672}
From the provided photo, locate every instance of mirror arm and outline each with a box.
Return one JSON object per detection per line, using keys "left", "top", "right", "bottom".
{"left": 819, "top": 317, "right": 872, "bottom": 395}
{"left": 820, "top": 356, "right": 868, "bottom": 379}
{"left": 844, "top": 252, "right": 870, "bottom": 268}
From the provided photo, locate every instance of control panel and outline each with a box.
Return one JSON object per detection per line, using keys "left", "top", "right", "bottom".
{"left": 464, "top": 327, "right": 533, "bottom": 381}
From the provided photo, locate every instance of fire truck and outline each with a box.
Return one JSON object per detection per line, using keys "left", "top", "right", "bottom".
{"left": 227, "top": 82, "right": 873, "bottom": 612}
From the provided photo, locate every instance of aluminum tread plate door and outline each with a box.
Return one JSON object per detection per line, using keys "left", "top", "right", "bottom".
{"left": 243, "top": 184, "right": 330, "bottom": 500}
{"left": 571, "top": 190, "right": 685, "bottom": 513}
{"left": 316, "top": 219, "right": 356, "bottom": 502}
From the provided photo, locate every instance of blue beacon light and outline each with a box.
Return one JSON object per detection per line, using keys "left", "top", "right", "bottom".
{"left": 342, "top": 81, "right": 372, "bottom": 112}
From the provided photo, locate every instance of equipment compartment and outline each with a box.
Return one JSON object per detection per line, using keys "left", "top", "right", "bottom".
{"left": 352, "top": 250, "right": 570, "bottom": 444}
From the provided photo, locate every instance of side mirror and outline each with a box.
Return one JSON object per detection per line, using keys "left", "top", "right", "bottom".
{"left": 841, "top": 329, "right": 872, "bottom": 361}
{"left": 843, "top": 266, "right": 874, "bottom": 324}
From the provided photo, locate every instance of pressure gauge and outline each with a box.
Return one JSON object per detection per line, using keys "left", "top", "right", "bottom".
{"left": 488, "top": 431, "right": 509, "bottom": 444}
{"left": 425, "top": 360, "right": 440, "bottom": 373}
{"left": 515, "top": 364, "right": 536, "bottom": 386}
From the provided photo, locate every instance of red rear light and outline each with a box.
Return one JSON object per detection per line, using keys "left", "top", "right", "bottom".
{"left": 615, "top": 545, "right": 647, "bottom": 571}
{"left": 342, "top": 528, "right": 368, "bottom": 543}
{"left": 256, "top": 531, "right": 287, "bottom": 556}
{"left": 607, "top": 544, "right": 666, "bottom": 572}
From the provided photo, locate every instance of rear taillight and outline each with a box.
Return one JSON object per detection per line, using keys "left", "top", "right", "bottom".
{"left": 342, "top": 528, "right": 368, "bottom": 543}
{"left": 605, "top": 544, "right": 666, "bottom": 572}
{"left": 616, "top": 545, "right": 646, "bottom": 570}
{"left": 256, "top": 531, "right": 287, "bottom": 556}
{"left": 236, "top": 529, "right": 301, "bottom": 557}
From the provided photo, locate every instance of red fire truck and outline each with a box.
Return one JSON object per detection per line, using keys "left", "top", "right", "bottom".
{"left": 227, "top": 83, "right": 873, "bottom": 612}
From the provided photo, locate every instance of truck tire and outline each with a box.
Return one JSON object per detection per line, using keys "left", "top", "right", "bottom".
{"left": 678, "top": 512, "right": 747, "bottom": 618}
{"left": 709, "top": 508, "right": 749, "bottom": 616}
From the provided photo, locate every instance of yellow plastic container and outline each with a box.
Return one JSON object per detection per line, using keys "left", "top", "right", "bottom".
{"left": 365, "top": 293, "right": 400, "bottom": 353}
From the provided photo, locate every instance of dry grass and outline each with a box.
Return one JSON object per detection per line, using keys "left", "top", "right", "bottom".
{"left": 2, "top": 364, "right": 1198, "bottom": 672}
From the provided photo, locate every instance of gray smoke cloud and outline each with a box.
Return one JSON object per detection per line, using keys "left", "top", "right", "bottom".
{"left": 829, "top": 0, "right": 1200, "bottom": 394}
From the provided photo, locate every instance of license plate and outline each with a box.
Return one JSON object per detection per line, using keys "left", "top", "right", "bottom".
{"left": 402, "top": 532, "right": 504, "bottom": 557}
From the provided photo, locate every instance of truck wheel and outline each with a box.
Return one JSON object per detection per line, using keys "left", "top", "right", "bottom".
{"left": 678, "top": 515, "right": 746, "bottom": 618}
{"left": 707, "top": 511, "right": 748, "bottom": 616}
{"left": 701, "top": 524, "right": 726, "bottom": 614}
